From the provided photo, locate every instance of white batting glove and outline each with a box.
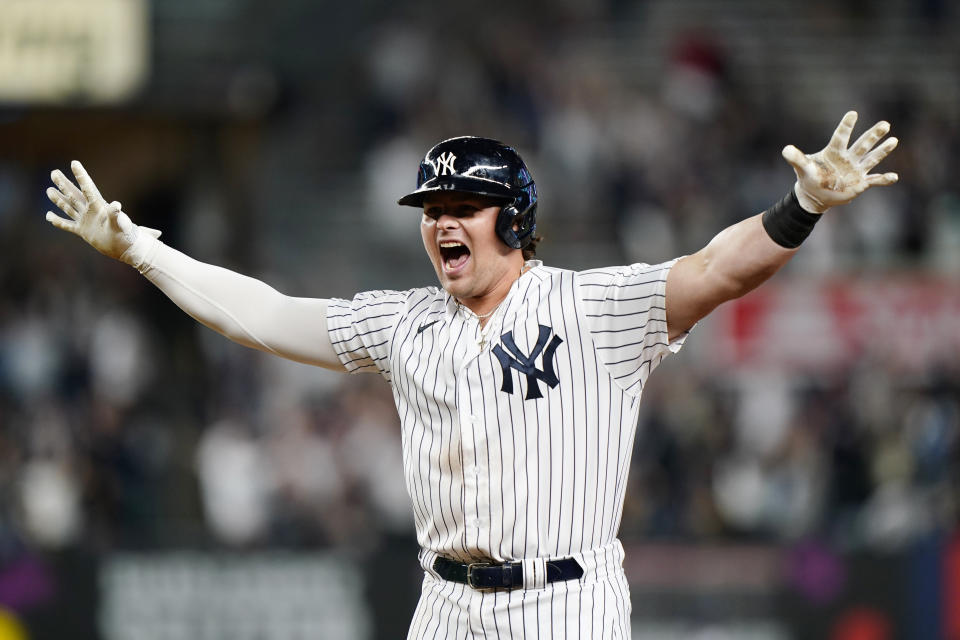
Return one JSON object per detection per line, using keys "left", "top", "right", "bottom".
{"left": 46, "top": 160, "right": 162, "bottom": 265}
{"left": 782, "top": 111, "right": 899, "bottom": 214}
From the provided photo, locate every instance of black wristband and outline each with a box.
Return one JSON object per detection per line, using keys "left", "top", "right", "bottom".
{"left": 761, "top": 190, "right": 821, "bottom": 249}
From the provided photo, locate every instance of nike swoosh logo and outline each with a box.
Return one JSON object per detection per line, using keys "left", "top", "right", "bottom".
{"left": 417, "top": 319, "right": 440, "bottom": 335}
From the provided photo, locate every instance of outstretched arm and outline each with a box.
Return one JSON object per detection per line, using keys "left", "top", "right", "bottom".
{"left": 665, "top": 111, "right": 899, "bottom": 341}
{"left": 46, "top": 161, "right": 346, "bottom": 371}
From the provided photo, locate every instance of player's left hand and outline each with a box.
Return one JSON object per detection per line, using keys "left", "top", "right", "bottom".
{"left": 782, "top": 111, "right": 899, "bottom": 214}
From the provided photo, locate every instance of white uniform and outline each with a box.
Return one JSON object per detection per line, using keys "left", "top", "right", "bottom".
{"left": 47, "top": 113, "right": 898, "bottom": 640}
{"left": 328, "top": 259, "right": 688, "bottom": 639}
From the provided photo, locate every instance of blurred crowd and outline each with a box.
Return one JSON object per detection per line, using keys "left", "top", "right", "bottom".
{"left": 0, "top": 0, "right": 958, "bottom": 572}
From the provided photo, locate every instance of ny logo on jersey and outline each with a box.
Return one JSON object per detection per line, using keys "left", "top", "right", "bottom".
{"left": 431, "top": 151, "right": 457, "bottom": 176}
{"left": 492, "top": 325, "right": 563, "bottom": 400}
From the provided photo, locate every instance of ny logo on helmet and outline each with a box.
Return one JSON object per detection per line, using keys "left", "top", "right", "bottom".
{"left": 431, "top": 152, "right": 457, "bottom": 176}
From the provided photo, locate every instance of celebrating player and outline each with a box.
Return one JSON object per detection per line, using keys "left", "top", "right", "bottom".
{"left": 46, "top": 111, "right": 897, "bottom": 638}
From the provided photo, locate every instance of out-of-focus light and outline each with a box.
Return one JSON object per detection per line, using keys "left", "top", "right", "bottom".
{"left": 0, "top": 0, "right": 149, "bottom": 105}
{"left": 0, "top": 608, "right": 27, "bottom": 640}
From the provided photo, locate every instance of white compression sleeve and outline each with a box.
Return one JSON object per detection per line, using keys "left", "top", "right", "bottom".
{"left": 122, "top": 233, "right": 345, "bottom": 371}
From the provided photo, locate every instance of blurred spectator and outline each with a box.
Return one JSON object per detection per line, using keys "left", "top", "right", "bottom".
{"left": 196, "top": 419, "right": 272, "bottom": 547}
{"left": 0, "top": 0, "right": 957, "bottom": 562}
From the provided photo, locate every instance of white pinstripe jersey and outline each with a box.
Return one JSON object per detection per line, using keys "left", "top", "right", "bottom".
{"left": 327, "top": 259, "right": 687, "bottom": 564}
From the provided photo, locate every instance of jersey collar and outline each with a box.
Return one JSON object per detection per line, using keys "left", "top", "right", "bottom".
{"left": 442, "top": 259, "right": 543, "bottom": 320}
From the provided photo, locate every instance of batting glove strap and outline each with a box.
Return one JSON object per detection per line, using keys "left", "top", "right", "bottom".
{"left": 761, "top": 188, "right": 822, "bottom": 249}
{"left": 120, "top": 230, "right": 162, "bottom": 272}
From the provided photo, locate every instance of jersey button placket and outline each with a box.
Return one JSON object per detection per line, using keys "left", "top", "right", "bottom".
{"left": 470, "top": 413, "right": 490, "bottom": 531}
{"left": 457, "top": 368, "right": 481, "bottom": 534}
{"left": 464, "top": 412, "right": 488, "bottom": 535}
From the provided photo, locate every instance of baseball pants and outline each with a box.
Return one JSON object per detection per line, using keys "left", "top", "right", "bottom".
{"left": 408, "top": 541, "right": 631, "bottom": 639}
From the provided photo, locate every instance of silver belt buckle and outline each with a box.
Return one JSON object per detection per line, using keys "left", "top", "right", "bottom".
{"left": 466, "top": 562, "right": 496, "bottom": 591}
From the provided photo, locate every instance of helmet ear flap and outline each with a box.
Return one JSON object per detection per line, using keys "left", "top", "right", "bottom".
{"left": 496, "top": 203, "right": 522, "bottom": 249}
{"left": 495, "top": 199, "right": 536, "bottom": 250}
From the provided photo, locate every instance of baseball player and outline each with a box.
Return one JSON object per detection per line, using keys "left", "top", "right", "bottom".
{"left": 46, "top": 111, "right": 897, "bottom": 638}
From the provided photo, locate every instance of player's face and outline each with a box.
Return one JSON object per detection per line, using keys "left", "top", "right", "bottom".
{"left": 421, "top": 192, "right": 522, "bottom": 304}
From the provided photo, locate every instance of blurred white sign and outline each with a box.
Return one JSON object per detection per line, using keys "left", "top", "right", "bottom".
{"left": 0, "top": 0, "right": 148, "bottom": 104}
{"left": 100, "top": 552, "right": 371, "bottom": 640}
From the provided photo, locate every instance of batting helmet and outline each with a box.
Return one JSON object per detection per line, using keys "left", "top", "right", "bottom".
{"left": 397, "top": 136, "right": 538, "bottom": 250}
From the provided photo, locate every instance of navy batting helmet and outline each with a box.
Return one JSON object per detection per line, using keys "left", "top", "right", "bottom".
{"left": 397, "top": 136, "right": 538, "bottom": 250}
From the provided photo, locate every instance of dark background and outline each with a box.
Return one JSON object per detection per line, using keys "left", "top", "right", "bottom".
{"left": 1, "top": 0, "right": 958, "bottom": 638}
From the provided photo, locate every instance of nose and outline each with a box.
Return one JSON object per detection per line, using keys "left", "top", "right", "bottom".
{"left": 436, "top": 213, "right": 460, "bottom": 229}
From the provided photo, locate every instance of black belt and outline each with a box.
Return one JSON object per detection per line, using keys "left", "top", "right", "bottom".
{"left": 433, "top": 556, "right": 584, "bottom": 591}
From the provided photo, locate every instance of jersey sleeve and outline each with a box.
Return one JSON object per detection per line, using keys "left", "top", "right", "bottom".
{"left": 578, "top": 259, "right": 689, "bottom": 396}
{"left": 326, "top": 289, "right": 409, "bottom": 380}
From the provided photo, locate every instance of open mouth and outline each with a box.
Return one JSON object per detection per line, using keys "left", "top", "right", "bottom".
{"left": 439, "top": 241, "right": 470, "bottom": 272}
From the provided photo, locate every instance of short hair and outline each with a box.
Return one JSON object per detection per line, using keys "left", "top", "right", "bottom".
{"left": 522, "top": 234, "right": 541, "bottom": 261}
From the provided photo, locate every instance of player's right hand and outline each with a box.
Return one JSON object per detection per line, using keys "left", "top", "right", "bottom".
{"left": 46, "top": 160, "right": 161, "bottom": 264}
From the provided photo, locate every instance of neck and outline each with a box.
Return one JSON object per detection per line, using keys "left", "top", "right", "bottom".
{"left": 456, "top": 259, "right": 530, "bottom": 319}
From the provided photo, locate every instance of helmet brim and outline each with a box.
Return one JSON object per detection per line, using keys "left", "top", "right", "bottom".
{"left": 397, "top": 176, "right": 516, "bottom": 208}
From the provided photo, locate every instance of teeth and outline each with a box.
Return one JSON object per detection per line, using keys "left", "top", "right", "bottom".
{"left": 440, "top": 241, "right": 464, "bottom": 248}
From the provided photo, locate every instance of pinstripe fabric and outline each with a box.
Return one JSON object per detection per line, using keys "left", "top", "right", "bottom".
{"left": 327, "top": 259, "right": 688, "bottom": 637}
{"left": 409, "top": 541, "right": 631, "bottom": 639}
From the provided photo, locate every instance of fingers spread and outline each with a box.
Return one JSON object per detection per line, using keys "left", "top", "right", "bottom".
{"left": 46, "top": 187, "right": 79, "bottom": 220}
{"left": 866, "top": 172, "right": 899, "bottom": 186}
{"left": 781, "top": 145, "right": 811, "bottom": 175}
{"left": 828, "top": 111, "right": 858, "bottom": 152}
{"left": 850, "top": 120, "right": 891, "bottom": 157}
{"left": 50, "top": 169, "right": 85, "bottom": 204}
{"left": 70, "top": 160, "right": 104, "bottom": 203}
{"left": 46, "top": 211, "right": 77, "bottom": 233}
{"left": 861, "top": 136, "right": 898, "bottom": 171}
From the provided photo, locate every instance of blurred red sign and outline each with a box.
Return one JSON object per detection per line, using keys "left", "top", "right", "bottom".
{"left": 709, "top": 276, "right": 960, "bottom": 372}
